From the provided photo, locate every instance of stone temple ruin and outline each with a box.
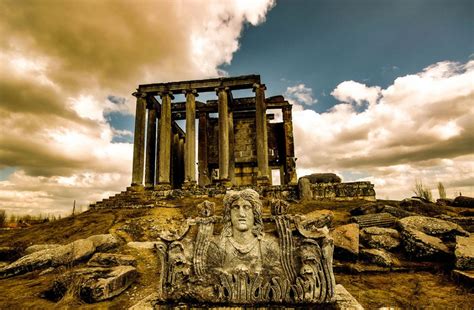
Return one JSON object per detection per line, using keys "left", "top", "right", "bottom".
{"left": 90, "top": 75, "right": 375, "bottom": 209}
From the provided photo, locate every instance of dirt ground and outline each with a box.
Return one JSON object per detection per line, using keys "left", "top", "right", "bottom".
{"left": 0, "top": 199, "right": 472, "bottom": 309}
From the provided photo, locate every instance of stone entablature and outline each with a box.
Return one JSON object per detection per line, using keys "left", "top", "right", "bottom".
{"left": 300, "top": 181, "right": 376, "bottom": 201}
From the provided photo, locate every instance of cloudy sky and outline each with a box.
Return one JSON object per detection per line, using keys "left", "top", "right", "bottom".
{"left": 0, "top": 0, "right": 472, "bottom": 215}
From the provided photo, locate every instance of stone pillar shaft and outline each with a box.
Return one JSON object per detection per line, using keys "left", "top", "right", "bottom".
{"left": 131, "top": 92, "right": 146, "bottom": 186}
{"left": 158, "top": 92, "right": 173, "bottom": 184}
{"left": 217, "top": 87, "right": 229, "bottom": 181}
{"left": 145, "top": 106, "right": 157, "bottom": 187}
{"left": 254, "top": 84, "right": 269, "bottom": 181}
{"left": 228, "top": 109, "right": 235, "bottom": 185}
{"left": 184, "top": 90, "right": 197, "bottom": 183}
{"left": 198, "top": 112, "right": 210, "bottom": 186}
{"left": 283, "top": 106, "right": 297, "bottom": 184}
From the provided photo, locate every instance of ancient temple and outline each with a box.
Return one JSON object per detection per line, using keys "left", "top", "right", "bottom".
{"left": 130, "top": 75, "right": 297, "bottom": 190}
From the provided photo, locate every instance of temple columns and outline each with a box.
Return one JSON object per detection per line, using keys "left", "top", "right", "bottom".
{"left": 145, "top": 105, "right": 157, "bottom": 187}
{"left": 283, "top": 106, "right": 297, "bottom": 184}
{"left": 158, "top": 91, "right": 173, "bottom": 185}
{"left": 131, "top": 92, "right": 146, "bottom": 186}
{"left": 254, "top": 83, "right": 269, "bottom": 183}
{"left": 184, "top": 90, "right": 197, "bottom": 184}
{"left": 198, "top": 112, "right": 210, "bottom": 186}
{"left": 217, "top": 87, "right": 230, "bottom": 182}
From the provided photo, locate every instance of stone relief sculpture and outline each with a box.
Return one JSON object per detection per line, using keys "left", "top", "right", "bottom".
{"left": 154, "top": 189, "right": 336, "bottom": 305}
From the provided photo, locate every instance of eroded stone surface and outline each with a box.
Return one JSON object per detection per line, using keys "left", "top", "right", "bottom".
{"left": 86, "top": 234, "right": 120, "bottom": 252}
{"left": 399, "top": 216, "right": 469, "bottom": 241}
{"left": 0, "top": 239, "right": 95, "bottom": 278}
{"left": 88, "top": 253, "right": 137, "bottom": 267}
{"left": 360, "top": 227, "right": 400, "bottom": 250}
{"left": 24, "top": 244, "right": 61, "bottom": 255}
{"left": 332, "top": 284, "right": 364, "bottom": 310}
{"left": 455, "top": 235, "right": 474, "bottom": 270}
{"left": 332, "top": 223, "right": 359, "bottom": 260}
{"left": 360, "top": 248, "right": 398, "bottom": 267}
{"left": 400, "top": 227, "right": 450, "bottom": 259}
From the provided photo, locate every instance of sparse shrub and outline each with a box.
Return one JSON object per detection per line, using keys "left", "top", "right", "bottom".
{"left": 0, "top": 209, "right": 6, "bottom": 227}
{"left": 413, "top": 179, "right": 433, "bottom": 202}
{"left": 437, "top": 182, "right": 446, "bottom": 199}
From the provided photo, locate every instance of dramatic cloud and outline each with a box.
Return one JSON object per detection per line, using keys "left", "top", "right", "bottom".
{"left": 285, "top": 84, "right": 317, "bottom": 106}
{"left": 293, "top": 60, "right": 474, "bottom": 199}
{"left": 0, "top": 0, "right": 275, "bottom": 215}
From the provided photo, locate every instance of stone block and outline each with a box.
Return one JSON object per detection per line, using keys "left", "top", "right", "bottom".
{"left": 360, "top": 248, "right": 399, "bottom": 267}
{"left": 332, "top": 223, "right": 359, "bottom": 260}
{"left": 455, "top": 235, "right": 474, "bottom": 270}
{"left": 88, "top": 253, "right": 137, "bottom": 267}
{"left": 400, "top": 227, "right": 450, "bottom": 259}
{"left": 360, "top": 227, "right": 400, "bottom": 250}
{"left": 86, "top": 234, "right": 121, "bottom": 252}
{"left": 398, "top": 216, "right": 469, "bottom": 241}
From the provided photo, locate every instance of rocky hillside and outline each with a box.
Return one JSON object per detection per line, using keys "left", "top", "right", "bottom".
{"left": 0, "top": 197, "right": 472, "bottom": 309}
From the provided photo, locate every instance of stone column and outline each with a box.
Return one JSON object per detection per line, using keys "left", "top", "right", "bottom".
{"left": 228, "top": 109, "right": 235, "bottom": 185}
{"left": 217, "top": 87, "right": 229, "bottom": 183}
{"left": 157, "top": 91, "right": 173, "bottom": 185}
{"left": 155, "top": 104, "right": 161, "bottom": 184}
{"left": 131, "top": 92, "right": 146, "bottom": 187}
{"left": 283, "top": 105, "right": 297, "bottom": 184}
{"left": 253, "top": 83, "right": 269, "bottom": 184}
{"left": 184, "top": 89, "right": 198, "bottom": 185}
{"left": 145, "top": 104, "right": 157, "bottom": 187}
{"left": 198, "top": 112, "right": 210, "bottom": 186}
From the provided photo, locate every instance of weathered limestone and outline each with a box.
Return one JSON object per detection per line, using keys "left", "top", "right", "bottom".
{"left": 217, "top": 87, "right": 230, "bottom": 182}
{"left": 145, "top": 106, "right": 156, "bottom": 187}
{"left": 197, "top": 112, "right": 210, "bottom": 186}
{"left": 254, "top": 83, "right": 269, "bottom": 183}
{"left": 398, "top": 216, "right": 469, "bottom": 241}
{"left": 360, "top": 227, "right": 400, "bottom": 250}
{"left": 88, "top": 253, "right": 137, "bottom": 267}
{"left": 24, "top": 244, "right": 61, "bottom": 255}
{"left": 455, "top": 235, "right": 474, "bottom": 270}
{"left": 158, "top": 92, "right": 173, "bottom": 184}
{"left": 184, "top": 90, "right": 197, "bottom": 184}
{"left": 332, "top": 223, "right": 360, "bottom": 260}
{"left": 400, "top": 227, "right": 450, "bottom": 259}
{"left": 86, "top": 234, "right": 120, "bottom": 252}
{"left": 360, "top": 248, "right": 398, "bottom": 267}
{"left": 351, "top": 212, "right": 397, "bottom": 228}
{"left": 0, "top": 239, "right": 95, "bottom": 278}
{"left": 283, "top": 105, "right": 297, "bottom": 184}
{"left": 131, "top": 92, "right": 146, "bottom": 186}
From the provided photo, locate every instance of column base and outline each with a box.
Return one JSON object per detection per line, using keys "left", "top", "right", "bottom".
{"left": 127, "top": 184, "right": 145, "bottom": 192}
{"left": 182, "top": 180, "right": 198, "bottom": 190}
{"left": 154, "top": 183, "right": 172, "bottom": 191}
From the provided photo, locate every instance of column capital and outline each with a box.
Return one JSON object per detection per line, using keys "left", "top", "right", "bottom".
{"left": 252, "top": 83, "right": 267, "bottom": 92}
{"left": 132, "top": 91, "right": 147, "bottom": 98}
{"left": 215, "top": 86, "right": 230, "bottom": 95}
{"left": 183, "top": 89, "right": 199, "bottom": 97}
{"left": 158, "top": 91, "right": 175, "bottom": 100}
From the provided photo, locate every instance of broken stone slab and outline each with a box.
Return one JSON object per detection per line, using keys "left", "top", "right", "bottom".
{"left": 51, "top": 266, "right": 138, "bottom": 303}
{"left": 86, "top": 234, "right": 121, "bottom": 252}
{"left": 455, "top": 235, "right": 474, "bottom": 270}
{"left": 127, "top": 241, "right": 163, "bottom": 250}
{"left": 452, "top": 270, "right": 474, "bottom": 290}
{"left": 437, "top": 214, "right": 474, "bottom": 233}
{"left": 351, "top": 212, "right": 397, "bottom": 228}
{"left": 360, "top": 248, "right": 399, "bottom": 267}
{"left": 332, "top": 223, "right": 359, "bottom": 260}
{"left": 80, "top": 266, "right": 138, "bottom": 302}
{"left": 88, "top": 253, "right": 137, "bottom": 267}
{"left": 0, "top": 239, "right": 95, "bottom": 278}
{"left": 360, "top": 227, "right": 400, "bottom": 250}
{"left": 398, "top": 216, "right": 469, "bottom": 241}
{"left": 300, "top": 209, "right": 334, "bottom": 228}
{"left": 400, "top": 227, "right": 450, "bottom": 259}
{"left": 332, "top": 284, "right": 364, "bottom": 309}
{"left": 24, "top": 244, "right": 61, "bottom": 255}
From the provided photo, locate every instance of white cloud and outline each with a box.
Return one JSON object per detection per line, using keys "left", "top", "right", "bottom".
{"left": 331, "top": 81, "right": 381, "bottom": 106}
{"left": 285, "top": 84, "right": 318, "bottom": 106}
{"left": 294, "top": 60, "right": 474, "bottom": 200}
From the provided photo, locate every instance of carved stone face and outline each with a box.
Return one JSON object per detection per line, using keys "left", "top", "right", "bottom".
{"left": 230, "top": 197, "right": 255, "bottom": 232}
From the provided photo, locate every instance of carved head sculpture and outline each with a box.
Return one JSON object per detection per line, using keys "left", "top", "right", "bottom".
{"left": 222, "top": 189, "right": 263, "bottom": 239}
